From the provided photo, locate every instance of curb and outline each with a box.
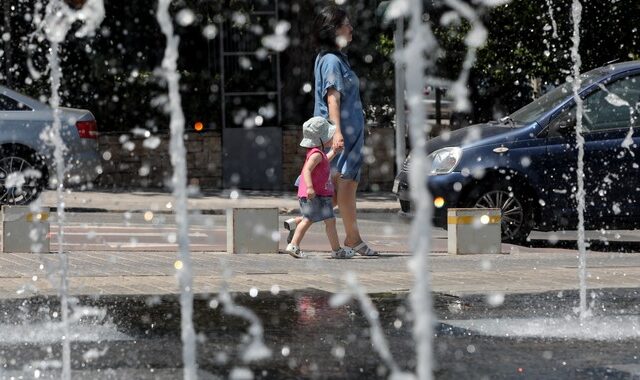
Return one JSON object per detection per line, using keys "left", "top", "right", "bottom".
{"left": 53, "top": 207, "right": 402, "bottom": 215}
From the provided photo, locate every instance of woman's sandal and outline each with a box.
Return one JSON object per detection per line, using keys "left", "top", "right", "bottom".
{"left": 350, "top": 241, "right": 379, "bottom": 257}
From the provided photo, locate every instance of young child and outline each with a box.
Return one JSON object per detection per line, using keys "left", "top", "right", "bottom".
{"left": 285, "top": 116, "right": 355, "bottom": 259}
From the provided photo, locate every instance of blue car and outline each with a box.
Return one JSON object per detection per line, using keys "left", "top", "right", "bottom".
{"left": 393, "top": 60, "right": 640, "bottom": 243}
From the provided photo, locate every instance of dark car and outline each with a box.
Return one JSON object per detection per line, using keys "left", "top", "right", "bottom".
{"left": 393, "top": 60, "right": 640, "bottom": 243}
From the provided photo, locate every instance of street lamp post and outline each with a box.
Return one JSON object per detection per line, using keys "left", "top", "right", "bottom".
{"left": 394, "top": 17, "right": 407, "bottom": 174}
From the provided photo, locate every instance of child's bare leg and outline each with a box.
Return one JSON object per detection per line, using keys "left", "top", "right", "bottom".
{"left": 290, "top": 218, "right": 313, "bottom": 247}
{"left": 324, "top": 217, "right": 340, "bottom": 251}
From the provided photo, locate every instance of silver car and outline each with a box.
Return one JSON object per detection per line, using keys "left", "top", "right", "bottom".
{"left": 0, "top": 86, "right": 101, "bottom": 205}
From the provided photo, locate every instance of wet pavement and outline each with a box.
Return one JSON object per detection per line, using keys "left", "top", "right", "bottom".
{"left": 1, "top": 290, "right": 640, "bottom": 379}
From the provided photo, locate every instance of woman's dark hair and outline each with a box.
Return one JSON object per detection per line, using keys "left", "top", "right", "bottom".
{"left": 312, "top": 5, "right": 349, "bottom": 51}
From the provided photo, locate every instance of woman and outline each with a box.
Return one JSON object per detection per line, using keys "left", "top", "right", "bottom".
{"left": 311, "top": 5, "right": 378, "bottom": 256}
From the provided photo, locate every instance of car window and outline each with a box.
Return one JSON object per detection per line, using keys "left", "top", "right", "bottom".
{"left": 510, "top": 69, "right": 604, "bottom": 125}
{"left": 0, "top": 94, "right": 31, "bottom": 111}
{"left": 547, "top": 74, "right": 640, "bottom": 135}
{"left": 582, "top": 75, "right": 640, "bottom": 132}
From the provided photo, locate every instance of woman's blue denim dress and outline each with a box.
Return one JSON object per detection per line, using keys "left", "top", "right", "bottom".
{"left": 313, "top": 52, "right": 365, "bottom": 182}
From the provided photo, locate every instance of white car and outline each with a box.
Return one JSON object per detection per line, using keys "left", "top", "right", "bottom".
{"left": 0, "top": 86, "right": 101, "bottom": 205}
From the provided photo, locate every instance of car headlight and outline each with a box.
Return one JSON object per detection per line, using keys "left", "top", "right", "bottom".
{"left": 428, "top": 147, "right": 462, "bottom": 175}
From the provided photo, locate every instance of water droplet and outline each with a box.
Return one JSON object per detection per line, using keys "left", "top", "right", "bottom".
{"left": 202, "top": 25, "right": 218, "bottom": 39}
{"left": 176, "top": 9, "right": 195, "bottom": 26}
{"left": 486, "top": 293, "right": 505, "bottom": 306}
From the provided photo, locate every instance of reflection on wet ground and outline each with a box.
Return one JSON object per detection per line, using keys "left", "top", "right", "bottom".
{"left": 1, "top": 289, "right": 640, "bottom": 378}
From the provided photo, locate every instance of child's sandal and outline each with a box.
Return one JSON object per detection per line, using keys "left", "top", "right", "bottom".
{"left": 331, "top": 247, "right": 355, "bottom": 259}
{"left": 285, "top": 243, "right": 305, "bottom": 259}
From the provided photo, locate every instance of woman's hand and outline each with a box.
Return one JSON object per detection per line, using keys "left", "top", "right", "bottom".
{"left": 332, "top": 131, "right": 344, "bottom": 150}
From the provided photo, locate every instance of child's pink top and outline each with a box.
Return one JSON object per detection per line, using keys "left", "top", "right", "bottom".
{"left": 297, "top": 148, "right": 334, "bottom": 198}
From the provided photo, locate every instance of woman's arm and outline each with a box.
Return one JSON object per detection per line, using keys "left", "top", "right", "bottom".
{"left": 327, "top": 88, "right": 344, "bottom": 150}
{"left": 302, "top": 153, "right": 323, "bottom": 199}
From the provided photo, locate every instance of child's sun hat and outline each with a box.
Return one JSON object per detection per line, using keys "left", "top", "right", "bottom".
{"left": 300, "top": 116, "right": 336, "bottom": 148}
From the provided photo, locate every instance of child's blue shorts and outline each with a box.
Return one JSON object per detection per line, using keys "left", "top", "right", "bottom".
{"left": 299, "top": 196, "right": 334, "bottom": 223}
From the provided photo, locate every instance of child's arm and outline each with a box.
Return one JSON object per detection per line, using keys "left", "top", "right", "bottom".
{"left": 326, "top": 146, "right": 343, "bottom": 161}
{"left": 302, "top": 153, "right": 323, "bottom": 199}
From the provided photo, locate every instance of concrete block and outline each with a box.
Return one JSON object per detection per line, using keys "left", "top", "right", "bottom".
{"left": 1, "top": 206, "right": 50, "bottom": 253}
{"left": 447, "top": 208, "right": 501, "bottom": 255}
{"left": 226, "top": 208, "right": 279, "bottom": 254}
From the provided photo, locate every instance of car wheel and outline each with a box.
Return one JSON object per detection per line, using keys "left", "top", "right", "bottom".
{"left": 0, "top": 148, "right": 45, "bottom": 205}
{"left": 400, "top": 200, "right": 411, "bottom": 213}
{"left": 472, "top": 187, "right": 532, "bottom": 243}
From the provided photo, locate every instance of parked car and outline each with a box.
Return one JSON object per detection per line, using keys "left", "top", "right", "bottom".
{"left": 0, "top": 86, "right": 100, "bottom": 205}
{"left": 393, "top": 60, "right": 640, "bottom": 243}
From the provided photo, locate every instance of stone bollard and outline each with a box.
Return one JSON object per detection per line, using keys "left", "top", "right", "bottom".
{"left": 0, "top": 206, "right": 50, "bottom": 253}
{"left": 226, "top": 208, "right": 279, "bottom": 254}
{"left": 447, "top": 208, "right": 502, "bottom": 255}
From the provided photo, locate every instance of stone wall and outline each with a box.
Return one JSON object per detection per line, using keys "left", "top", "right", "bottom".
{"left": 96, "top": 131, "right": 223, "bottom": 191}
{"left": 96, "top": 126, "right": 396, "bottom": 192}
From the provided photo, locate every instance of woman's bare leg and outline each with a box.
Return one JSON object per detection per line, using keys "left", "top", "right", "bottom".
{"left": 324, "top": 218, "right": 341, "bottom": 251}
{"left": 335, "top": 177, "right": 361, "bottom": 247}
{"left": 331, "top": 172, "right": 340, "bottom": 208}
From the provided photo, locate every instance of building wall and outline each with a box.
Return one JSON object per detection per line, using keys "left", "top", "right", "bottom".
{"left": 96, "top": 127, "right": 396, "bottom": 192}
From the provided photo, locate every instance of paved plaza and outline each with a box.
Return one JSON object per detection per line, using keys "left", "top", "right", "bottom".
{"left": 0, "top": 190, "right": 636, "bottom": 299}
{"left": 1, "top": 249, "right": 639, "bottom": 299}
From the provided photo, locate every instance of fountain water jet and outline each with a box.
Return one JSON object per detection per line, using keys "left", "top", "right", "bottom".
{"left": 569, "top": 0, "right": 590, "bottom": 319}
{"left": 36, "top": 1, "right": 105, "bottom": 378}
{"left": 331, "top": 272, "right": 414, "bottom": 380}
{"left": 402, "top": 0, "right": 435, "bottom": 378}
{"left": 155, "top": 1, "right": 197, "bottom": 378}
{"left": 217, "top": 261, "right": 271, "bottom": 364}
{"left": 386, "top": 0, "right": 503, "bottom": 377}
